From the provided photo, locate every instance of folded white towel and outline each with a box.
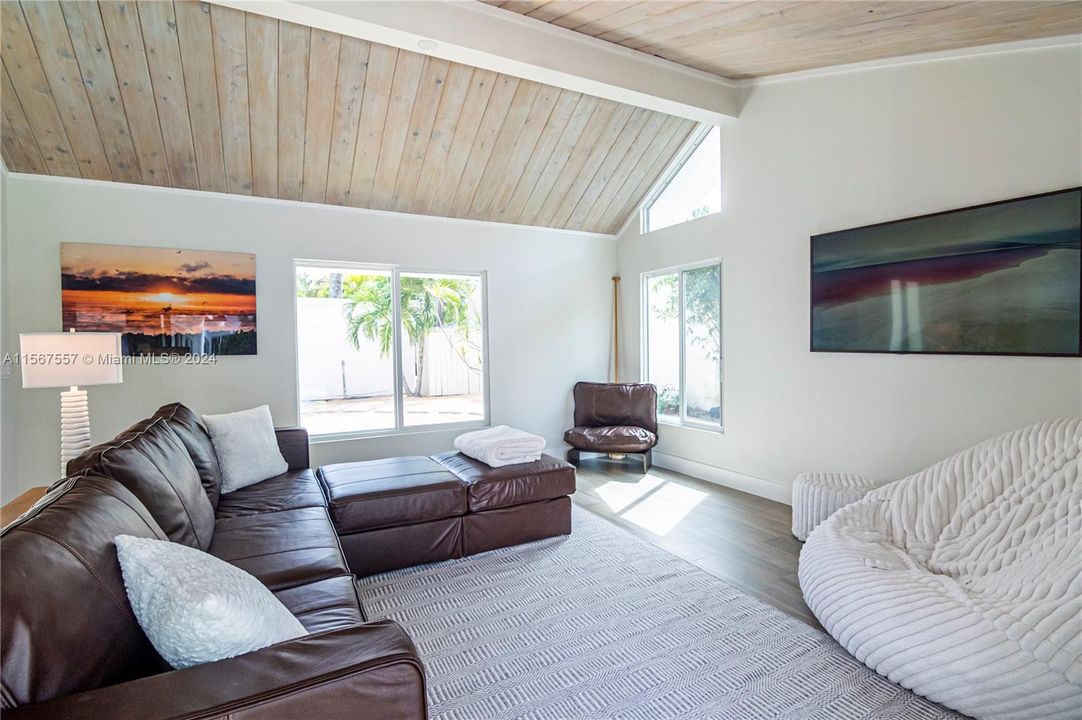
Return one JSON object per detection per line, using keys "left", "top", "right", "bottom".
{"left": 454, "top": 425, "right": 546, "bottom": 468}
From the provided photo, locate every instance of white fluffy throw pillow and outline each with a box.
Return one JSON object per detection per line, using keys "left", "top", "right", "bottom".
{"left": 202, "top": 405, "right": 288, "bottom": 493}
{"left": 115, "top": 535, "right": 306, "bottom": 669}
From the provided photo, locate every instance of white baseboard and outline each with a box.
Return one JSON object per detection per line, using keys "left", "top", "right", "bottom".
{"left": 653, "top": 452, "right": 792, "bottom": 506}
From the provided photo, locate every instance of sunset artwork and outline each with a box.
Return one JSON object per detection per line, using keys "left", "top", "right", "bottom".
{"left": 61, "top": 243, "right": 256, "bottom": 356}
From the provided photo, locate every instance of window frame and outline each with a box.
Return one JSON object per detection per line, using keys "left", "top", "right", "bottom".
{"left": 641, "top": 259, "right": 723, "bottom": 433}
{"left": 640, "top": 123, "right": 721, "bottom": 235}
{"left": 293, "top": 259, "right": 491, "bottom": 442}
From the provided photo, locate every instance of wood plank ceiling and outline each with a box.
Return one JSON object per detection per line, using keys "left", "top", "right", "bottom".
{"left": 482, "top": 1, "right": 1082, "bottom": 79}
{"left": 0, "top": 1, "right": 697, "bottom": 234}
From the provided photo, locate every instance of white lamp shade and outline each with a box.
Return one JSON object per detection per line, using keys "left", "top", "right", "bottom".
{"left": 20, "top": 332, "right": 124, "bottom": 388}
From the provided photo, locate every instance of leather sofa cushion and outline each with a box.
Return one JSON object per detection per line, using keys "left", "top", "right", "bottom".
{"left": 273, "top": 576, "right": 366, "bottom": 635}
{"left": 7, "top": 620, "right": 426, "bottom": 720}
{"left": 209, "top": 507, "right": 349, "bottom": 591}
{"left": 72, "top": 417, "right": 216, "bottom": 550}
{"left": 0, "top": 476, "right": 170, "bottom": 707}
{"left": 66, "top": 417, "right": 157, "bottom": 477}
{"left": 564, "top": 425, "right": 657, "bottom": 453}
{"left": 318, "top": 457, "right": 466, "bottom": 534}
{"left": 274, "top": 427, "right": 311, "bottom": 471}
{"left": 153, "top": 403, "right": 223, "bottom": 509}
{"left": 572, "top": 381, "right": 658, "bottom": 434}
{"left": 215, "top": 469, "right": 327, "bottom": 519}
{"left": 432, "top": 452, "right": 576, "bottom": 512}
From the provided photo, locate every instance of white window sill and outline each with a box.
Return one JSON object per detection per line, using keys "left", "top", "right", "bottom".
{"left": 658, "top": 418, "right": 724, "bottom": 435}
{"left": 308, "top": 421, "right": 489, "bottom": 445}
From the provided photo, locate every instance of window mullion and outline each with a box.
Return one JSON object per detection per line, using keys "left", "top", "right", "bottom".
{"left": 717, "top": 267, "right": 724, "bottom": 423}
{"left": 391, "top": 269, "right": 405, "bottom": 431}
{"left": 678, "top": 271, "right": 687, "bottom": 424}
{"left": 641, "top": 274, "right": 649, "bottom": 384}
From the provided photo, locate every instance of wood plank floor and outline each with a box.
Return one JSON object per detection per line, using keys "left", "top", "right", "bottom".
{"left": 572, "top": 457, "right": 820, "bottom": 629}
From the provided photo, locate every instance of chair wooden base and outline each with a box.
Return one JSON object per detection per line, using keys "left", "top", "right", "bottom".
{"left": 567, "top": 448, "right": 652, "bottom": 473}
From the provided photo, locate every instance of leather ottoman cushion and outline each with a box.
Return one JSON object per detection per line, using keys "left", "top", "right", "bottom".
{"left": 564, "top": 425, "right": 657, "bottom": 453}
{"left": 338, "top": 517, "right": 463, "bottom": 578}
{"left": 273, "top": 576, "right": 366, "bottom": 635}
{"left": 432, "top": 452, "right": 576, "bottom": 512}
{"left": 462, "top": 496, "right": 572, "bottom": 555}
{"left": 209, "top": 507, "right": 349, "bottom": 591}
{"left": 215, "top": 469, "right": 327, "bottom": 519}
{"left": 318, "top": 457, "right": 466, "bottom": 534}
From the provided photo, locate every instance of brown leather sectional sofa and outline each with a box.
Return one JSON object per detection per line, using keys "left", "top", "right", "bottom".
{"left": 0, "top": 402, "right": 575, "bottom": 719}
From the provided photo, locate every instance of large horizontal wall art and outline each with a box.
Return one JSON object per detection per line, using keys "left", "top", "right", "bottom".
{"left": 811, "top": 188, "right": 1081, "bottom": 356}
{"left": 61, "top": 243, "right": 256, "bottom": 356}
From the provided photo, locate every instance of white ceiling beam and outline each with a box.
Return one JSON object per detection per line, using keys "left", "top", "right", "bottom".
{"left": 208, "top": 0, "right": 741, "bottom": 123}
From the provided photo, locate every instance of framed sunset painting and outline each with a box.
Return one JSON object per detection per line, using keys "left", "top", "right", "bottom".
{"left": 61, "top": 243, "right": 256, "bottom": 356}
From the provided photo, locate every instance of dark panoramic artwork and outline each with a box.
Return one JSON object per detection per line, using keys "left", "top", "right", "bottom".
{"left": 811, "top": 189, "right": 1082, "bottom": 356}
{"left": 61, "top": 243, "right": 256, "bottom": 356}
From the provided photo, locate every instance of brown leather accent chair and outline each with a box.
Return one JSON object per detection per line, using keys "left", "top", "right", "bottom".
{"left": 564, "top": 381, "right": 658, "bottom": 472}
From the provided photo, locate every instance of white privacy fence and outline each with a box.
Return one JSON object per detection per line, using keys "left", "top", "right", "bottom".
{"left": 418, "top": 330, "right": 483, "bottom": 396}
{"left": 297, "top": 297, "right": 481, "bottom": 401}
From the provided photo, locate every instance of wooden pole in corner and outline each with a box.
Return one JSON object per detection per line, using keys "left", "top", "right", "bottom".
{"left": 612, "top": 275, "right": 621, "bottom": 383}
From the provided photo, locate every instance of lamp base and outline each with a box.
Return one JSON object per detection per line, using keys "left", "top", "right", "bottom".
{"left": 60, "top": 388, "right": 91, "bottom": 476}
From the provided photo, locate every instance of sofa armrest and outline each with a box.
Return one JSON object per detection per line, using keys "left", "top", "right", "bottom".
{"left": 4, "top": 620, "right": 426, "bottom": 720}
{"left": 275, "top": 426, "right": 310, "bottom": 470}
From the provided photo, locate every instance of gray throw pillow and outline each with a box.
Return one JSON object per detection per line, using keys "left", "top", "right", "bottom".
{"left": 202, "top": 405, "right": 288, "bottom": 493}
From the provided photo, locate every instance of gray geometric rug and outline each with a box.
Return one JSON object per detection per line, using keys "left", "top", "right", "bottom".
{"left": 357, "top": 506, "right": 965, "bottom": 720}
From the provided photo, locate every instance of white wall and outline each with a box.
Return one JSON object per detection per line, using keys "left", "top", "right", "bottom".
{"left": 0, "top": 163, "right": 14, "bottom": 489}
{"left": 2, "top": 177, "right": 615, "bottom": 499}
{"left": 619, "top": 43, "right": 1082, "bottom": 501}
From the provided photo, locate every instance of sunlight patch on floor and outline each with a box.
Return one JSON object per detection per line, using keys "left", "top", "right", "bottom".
{"left": 595, "top": 473, "right": 708, "bottom": 536}
{"left": 595, "top": 474, "right": 665, "bottom": 513}
{"left": 621, "top": 482, "right": 708, "bottom": 536}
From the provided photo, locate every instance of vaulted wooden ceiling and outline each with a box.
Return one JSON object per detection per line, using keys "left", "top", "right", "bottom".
{"left": 0, "top": 1, "right": 697, "bottom": 234}
{"left": 481, "top": 1, "right": 1082, "bottom": 79}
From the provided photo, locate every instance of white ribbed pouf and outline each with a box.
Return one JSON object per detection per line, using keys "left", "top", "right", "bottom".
{"left": 791, "top": 472, "right": 876, "bottom": 541}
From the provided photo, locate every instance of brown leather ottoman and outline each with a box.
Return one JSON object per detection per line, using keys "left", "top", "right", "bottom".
{"left": 462, "top": 497, "right": 572, "bottom": 555}
{"left": 318, "top": 452, "right": 576, "bottom": 577}
{"left": 430, "top": 452, "right": 576, "bottom": 512}
{"left": 318, "top": 456, "right": 466, "bottom": 576}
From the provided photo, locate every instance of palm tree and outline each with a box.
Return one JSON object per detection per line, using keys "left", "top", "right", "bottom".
{"left": 344, "top": 275, "right": 477, "bottom": 396}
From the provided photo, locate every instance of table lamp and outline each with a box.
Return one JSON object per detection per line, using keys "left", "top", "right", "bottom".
{"left": 20, "top": 331, "right": 123, "bottom": 476}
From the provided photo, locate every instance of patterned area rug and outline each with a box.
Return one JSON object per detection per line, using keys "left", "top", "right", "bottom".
{"left": 357, "top": 506, "right": 965, "bottom": 720}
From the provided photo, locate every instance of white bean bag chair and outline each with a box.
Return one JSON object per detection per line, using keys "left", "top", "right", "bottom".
{"left": 799, "top": 419, "right": 1081, "bottom": 720}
